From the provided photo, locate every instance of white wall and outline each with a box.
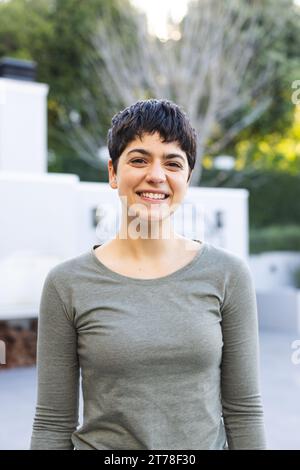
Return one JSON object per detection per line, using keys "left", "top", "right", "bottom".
{"left": 185, "top": 187, "right": 249, "bottom": 259}
{"left": 0, "top": 172, "right": 80, "bottom": 259}
{"left": 0, "top": 78, "right": 48, "bottom": 173}
{"left": 77, "top": 183, "right": 249, "bottom": 258}
{"left": 0, "top": 172, "right": 80, "bottom": 317}
{"left": 0, "top": 175, "right": 249, "bottom": 318}
{"left": 249, "top": 252, "right": 300, "bottom": 290}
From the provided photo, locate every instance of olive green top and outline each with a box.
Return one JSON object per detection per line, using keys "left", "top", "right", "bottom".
{"left": 30, "top": 241, "right": 266, "bottom": 450}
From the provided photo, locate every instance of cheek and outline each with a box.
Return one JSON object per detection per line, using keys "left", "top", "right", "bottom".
{"left": 121, "top": 169, "right": 141, "bottom": 186}
{"left": 171, "top": 178, "right": 188, "bottom": 196}
{"left": 118, "top": 173, "right": 137, "bottom": 191}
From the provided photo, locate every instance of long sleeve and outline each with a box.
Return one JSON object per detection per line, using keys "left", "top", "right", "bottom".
{"left": 220, "top": 259, "right": 267, "bottom": 449}
{"left": 30, "top": 272, "right": 79, "bottom": 450}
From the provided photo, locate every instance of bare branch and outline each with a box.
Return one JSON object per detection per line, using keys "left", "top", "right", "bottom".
{"left": 62, "top": 0, "right": 290, "bottom": 185}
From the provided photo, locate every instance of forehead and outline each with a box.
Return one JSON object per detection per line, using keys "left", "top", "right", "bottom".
{"left": 122, "top": 132, "right": 186, "bottom": 156}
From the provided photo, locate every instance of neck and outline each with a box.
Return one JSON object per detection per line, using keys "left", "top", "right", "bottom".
{"left": 114, "top": 214, "right": 183, "bottom": 261}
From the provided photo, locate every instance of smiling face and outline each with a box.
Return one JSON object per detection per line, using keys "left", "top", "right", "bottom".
{"left": 108, "top": 132, "right": 192, "bottom": 229}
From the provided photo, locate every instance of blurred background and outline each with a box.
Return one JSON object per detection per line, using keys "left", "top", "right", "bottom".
{"left": 0, "top": 0, "right": 300, "bottom": 450}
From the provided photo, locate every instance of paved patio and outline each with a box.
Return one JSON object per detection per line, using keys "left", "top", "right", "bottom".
{"left": 0, "top": 330, "right": 299, "bottom": 450}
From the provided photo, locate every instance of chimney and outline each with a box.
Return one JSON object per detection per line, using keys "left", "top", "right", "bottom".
{"left": 0, "top": 57, "right": 49, "bottom": 174}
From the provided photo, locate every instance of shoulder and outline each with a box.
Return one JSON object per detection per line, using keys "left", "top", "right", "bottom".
{"left": 206, "top": 242, "right": 250, "bottom": 272}
{"left": 44, "top": 250, "right": 91, "bottom": 291}
{"left": 204, "top": 244, "right": 256, "bottom": 313}
{"left": 204, "top": 242, "right": 253, "bottom": 290}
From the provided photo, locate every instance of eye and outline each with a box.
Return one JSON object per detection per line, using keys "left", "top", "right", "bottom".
{"left": 131, "top": 158, "right": 183, "bottom": 169}
{"left": 131, "top": 158, "right": 146, "bottom": 164}
{"left": 167, "top": 162, "right": 183, "bottom": 168}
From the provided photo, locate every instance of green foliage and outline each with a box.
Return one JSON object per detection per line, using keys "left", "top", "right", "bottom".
{"left": 0, "top": 0, "right": 53, "bottom": 61}
{"left": 250, "top": 225, "right": 300, "bottom": 254}
{"left": 201, "top": 168, "right": 300, "bottom": 228}
{"left": 291, "top": 266, "right": 300, "bottom": 288}
{"left": 47, "top": 145, "right": 107, "bottom": 182}
{"left": 212, "top": 0, "right": 300, "bottom": 166}
{"left": 0, "top": 0, "right": 136, "bottom": 181}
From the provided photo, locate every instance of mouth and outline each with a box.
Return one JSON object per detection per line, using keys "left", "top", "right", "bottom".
{"left": 136, "top": 192, "right": 170, "bottom": 203}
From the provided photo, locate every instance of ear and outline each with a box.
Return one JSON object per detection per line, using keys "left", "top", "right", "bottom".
{"left": 187, "top": 169, "right": 193, "bottom": 184}
{"left": 108, "top": 159, "right": 117, "bottom": 189}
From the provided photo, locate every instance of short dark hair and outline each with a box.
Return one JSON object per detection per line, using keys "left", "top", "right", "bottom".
{"left": 107, "top": 99, "right": 197, "bottom": 181}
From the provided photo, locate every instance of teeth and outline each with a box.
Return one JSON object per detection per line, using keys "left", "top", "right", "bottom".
{"left": 140, "top": 192, "right": 166, "bottom": 199}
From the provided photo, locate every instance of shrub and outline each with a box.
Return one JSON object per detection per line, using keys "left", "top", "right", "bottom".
{"left": 201, "top": 168, "right": 300, "bottom": 229}
{"left": 291, "top": 266, "right": 300, "bottom": 288}
{"left": 250, "top": 225, "right": 300, "bottom": 254}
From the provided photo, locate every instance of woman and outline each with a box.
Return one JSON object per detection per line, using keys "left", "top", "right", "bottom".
{"left": 30, "top": 99, "right": 266, "bottom": 450}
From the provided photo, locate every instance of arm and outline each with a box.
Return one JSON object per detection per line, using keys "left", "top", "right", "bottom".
{"left": 220, "top": 259, "right": 267, "bottom": 449}
{"left": 30, "top": 272, "right": 79, "bottom": 450}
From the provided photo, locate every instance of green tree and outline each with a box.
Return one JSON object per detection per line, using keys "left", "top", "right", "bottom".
{"left": 0, "top": 0, "right": 137, "bottom": 181}
{"left": 206, "top": 0, "right": 300, "bottom": 174}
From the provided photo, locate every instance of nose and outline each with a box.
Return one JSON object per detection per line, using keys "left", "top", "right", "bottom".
{"left": 145, "top": 160, "right": 167, "bottom": 183}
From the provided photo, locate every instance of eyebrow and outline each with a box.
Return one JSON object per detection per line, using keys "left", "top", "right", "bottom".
{"left": 126, "top": 148, "right": 187, "bottom": 163}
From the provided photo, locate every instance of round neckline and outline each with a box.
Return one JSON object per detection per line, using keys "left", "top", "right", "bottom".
{"left": 90, "top": 240, "right": 208, "bottom": 285}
